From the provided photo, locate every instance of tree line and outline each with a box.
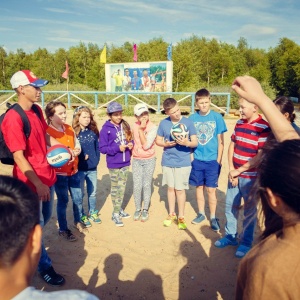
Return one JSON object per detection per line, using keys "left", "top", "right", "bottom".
{"left": 0, "top": 36, "right": 300, "bottom": 102}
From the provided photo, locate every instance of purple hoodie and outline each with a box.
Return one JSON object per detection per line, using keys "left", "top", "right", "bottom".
{"left": 99, "top": 120, "right": 133, "bottom": 169}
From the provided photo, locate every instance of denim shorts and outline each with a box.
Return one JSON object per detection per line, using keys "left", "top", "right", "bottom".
{"left": 189, "top": 159, "right": 221, "bottom": 187}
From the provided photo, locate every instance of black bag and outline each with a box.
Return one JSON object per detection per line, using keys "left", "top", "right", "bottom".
{"left": 0, "top": 103, "right": 41, "bottom": 165}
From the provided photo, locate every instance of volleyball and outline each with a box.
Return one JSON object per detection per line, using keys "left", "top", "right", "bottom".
{"left": 170, "top": 123, "right": 189, "bottom": 141}
{"left": 46, "top": 145, "right": 71, "bottom": 168}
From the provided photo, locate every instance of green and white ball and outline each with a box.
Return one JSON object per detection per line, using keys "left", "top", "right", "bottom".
{"left": 170, "top": 123, "right": 189, "bottom": 141}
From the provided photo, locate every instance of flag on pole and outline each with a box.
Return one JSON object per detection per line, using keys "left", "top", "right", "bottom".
{"left": 133, "top": 44, "right": 137, "bottom": 62}
{"left": 167, "top": 43, "right": 172, "bottom": 61}
{"left": 100, "top": 45, "right": 106, "bottom": 64}
{"left": 62, "top": 60, "right": 69, "bottom": 79}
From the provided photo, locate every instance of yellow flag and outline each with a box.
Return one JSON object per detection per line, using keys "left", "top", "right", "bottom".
{"left": 100, "top": 45, "right": 106, "bottom": 64}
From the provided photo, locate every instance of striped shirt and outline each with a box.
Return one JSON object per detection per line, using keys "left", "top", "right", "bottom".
{"left": 232, "top": 115, "right": 270, "bottom": 178}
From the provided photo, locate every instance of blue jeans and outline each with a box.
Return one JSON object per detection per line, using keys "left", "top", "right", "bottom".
{"left": 55, "top": 173, "right": 83, "bottom": 231}
{"left": 78, "top": 170, "right": 97, "bottom": 214}
{"left": 38, "top": 185, "right": 54, "bottom": 273}
{"left": 225, "top": 177, "right": 257, "bottom": 247}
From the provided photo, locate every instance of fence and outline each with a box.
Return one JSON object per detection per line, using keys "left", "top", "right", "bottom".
{"left": 0, "top": 90, "right": 231, "bottom": 115}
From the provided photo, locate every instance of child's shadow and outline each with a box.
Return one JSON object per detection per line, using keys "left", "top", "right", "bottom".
{"left": 96, "top": 172, "right": 133, "bottom": 213}
{"left": 89, "top": 253, "right": 164, "bottom": 299}
{"left": 153, "top": 173, "right": 168, "bottom": 211}
{"left": 179, "top": 227, "right": 239, "bottom": 300}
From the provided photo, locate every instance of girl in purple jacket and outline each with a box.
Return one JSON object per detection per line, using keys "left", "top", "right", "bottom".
{"left": 99, "top": 102, "right": 133, "bottom": 227}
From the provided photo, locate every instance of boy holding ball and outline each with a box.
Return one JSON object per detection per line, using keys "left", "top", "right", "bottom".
{"left": 156, "top": 98, "right": 197, "bottom": 229}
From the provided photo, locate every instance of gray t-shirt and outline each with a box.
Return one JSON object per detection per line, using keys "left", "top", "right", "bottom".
{"left": 12, "top": 287, "right": 99, "bottom": 300}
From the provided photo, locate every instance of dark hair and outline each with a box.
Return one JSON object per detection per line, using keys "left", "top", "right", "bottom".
{"left": 163, "top": 98, "right": 177, "bottom": 112}
{"left": 0, "top": 175, "right": 39, "bottom": 267}
{"left": 273, "top": 96, "right": 296, "bottom": 123}
{"left": 195, "top": 88, "right": 210, "bottom": 100}
{"left": 44, "top": 100, "right": 66, "bottom": 124}
{"left": 257, "top": 139, "right": 300, "bottom": 239}
{"left": 72, "top": 106, "right": 99, "bottom": 136}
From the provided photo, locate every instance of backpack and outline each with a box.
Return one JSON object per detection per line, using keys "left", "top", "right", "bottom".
{"left": 0, "top": 103, "right": 41, "bottom": 165}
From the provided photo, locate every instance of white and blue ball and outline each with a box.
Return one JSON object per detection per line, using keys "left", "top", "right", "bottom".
{"left": 46, "top": 145, "right": 71, "bottom": 168}
{"left": 170, "top": 123, "right": 189, "bottom": 141}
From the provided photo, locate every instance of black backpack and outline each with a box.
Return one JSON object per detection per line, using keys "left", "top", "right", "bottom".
{"left": 0, "top": 103, "right": 41, "bottom": 165}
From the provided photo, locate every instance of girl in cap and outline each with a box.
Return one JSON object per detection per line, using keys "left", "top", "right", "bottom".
{"left": 99, "top": 101, "right": 133, "bottom": 227}
{"left": 132, "top": 103, "right": 157, "bottom": 222}
{"left": 73, "top": 106, "right": 101, "bottom": 226}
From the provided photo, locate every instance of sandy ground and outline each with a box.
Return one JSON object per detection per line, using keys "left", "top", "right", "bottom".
{"left": 0, "top": 110, "right": 264, "bottom": 300}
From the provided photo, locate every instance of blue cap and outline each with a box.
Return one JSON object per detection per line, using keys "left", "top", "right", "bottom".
{"left": 107, "top": 101, "right": 123, "bottom": 113}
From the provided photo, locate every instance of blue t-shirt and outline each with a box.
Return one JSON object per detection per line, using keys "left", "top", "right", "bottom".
{"left": 189, "top": 110, "right": 227, "bottom": 161}
{"left": 157, "top": 116, "right": 197, "bottom": 167}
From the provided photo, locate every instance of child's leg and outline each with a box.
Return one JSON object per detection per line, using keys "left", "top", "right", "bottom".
{"left": 68, "top": 172, "right": 84, "bottom": 224}
{"left": 167, "top": 187, "right": 176, "bottom": 214}
{"left": 224, "top": 181, "right": 242, "bottom": 237}
{"left": 132, "top": 158, "right": 143, "bottom": 211}
{"left": 85, "top": 170, "right": 97, "bottom": 213}
{"left": 176, "top": 189, "right": 186, "bottom": 218}
{"left": 109, "top": 167, "right": 129, "bottom": 213}
{"left": 55, "top": 175, "right": 69, "bottom": 231}
{"left": 196, "top": 185, "right": 205, "bottom": 213}
{"left": 239, "top": 178, "right": 257, "bottom": 247}
{"left": 109, "top": 168, "right": 119, "bottom": 213}
{"left": 78, "top": 171, "right": 86, "bottom": 213}
{"left": 142, "top": 157, "right": 156, "bottom": 210}
{"left": 206, "top": 187, "right": 217, "bottom": 217}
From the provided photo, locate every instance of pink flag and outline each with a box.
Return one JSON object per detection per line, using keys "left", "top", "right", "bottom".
{"left": 62, "top": 60, "right": 69, "bottom": 79}
{"left": 133, "top": 44, "right": 137, "bottom": 62}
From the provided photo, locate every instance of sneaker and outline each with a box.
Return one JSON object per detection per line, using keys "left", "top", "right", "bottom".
{"left": 59, "top": 229, "right": 77, "bottom": 242}
{"left": 73, "top": 222, "right": 89, "bottom": 233}
{"left": 210, "top": 218, "right": 220, "bottom": 231}
{"left": 191, "top": 213, "right": 206, "bottom": 224}
{"left": 235, "top": 245, "right": 251, "bottom": 258}
{"left": 112, "top": 213, "right": 124, "bottom": 227}
{"left": 178, "top": 217, "right": 187, "bottom": 230}
{"left": 163, "top": 213, "right": 177, "bottom": 227}
{"left": 119, "top": 208, "right": 131, "bottom": 219}
{"left": 40, "top": 266, "right": 65, "bottom": 286}
{"left": 81, "top": 215, "right": 92, "bottom": 228}
{"left": 141, "top": 210, "right": 149, "bottom": 222}
{"left": 133, "top": 210, "right": 141, "bottom": 221}
{"left": 88, "top": 210, "right": 102, "bottom": 224}
{"left": 214, "top": 235, "right": 238, "bottom": 248}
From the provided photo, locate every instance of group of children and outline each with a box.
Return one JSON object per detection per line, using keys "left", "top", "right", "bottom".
{"left": 44, "top": 86, "right": 300, "bottom": 263}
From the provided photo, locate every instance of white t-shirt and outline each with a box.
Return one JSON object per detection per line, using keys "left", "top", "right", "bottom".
{"left": 12, "top": 287, "right": 99, "bottom": 300}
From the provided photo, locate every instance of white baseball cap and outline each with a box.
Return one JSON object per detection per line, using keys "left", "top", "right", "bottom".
{"left": 10, "top": 70, "right": 49, "bottom": 89}
{"left": 134, "top": 103, "right": 149, "bottom": 116}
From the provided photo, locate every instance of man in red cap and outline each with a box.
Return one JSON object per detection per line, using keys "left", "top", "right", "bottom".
{"left": 2, "top": 70, "right": 65, "bottom": 286}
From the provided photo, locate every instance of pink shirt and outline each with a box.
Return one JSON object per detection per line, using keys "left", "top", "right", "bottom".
{"left": 132, "top": 120, "right": 157, "bottom": 160}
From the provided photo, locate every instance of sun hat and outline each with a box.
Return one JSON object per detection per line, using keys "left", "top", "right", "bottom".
{"left": 10, "top": 70, "right": 49, "bottom": 89}
{"left": 107, "top": 101, "right": 123, "bottom": 113}
{"left": 134, "top": 103, "right": 149, "bottom": 116}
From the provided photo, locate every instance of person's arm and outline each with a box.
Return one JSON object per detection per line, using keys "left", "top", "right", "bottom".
{"left": 140, "top": 126, "right": 157, "bottom": 150}
{"left": 45, "top": 134, "right": 61, "bottom": 147}
{"left": 232, "top": 76, "right": 299, "bottom": 141}
{"left": 13, "top": 150, "right": 50, "bottom": 201}
{"left": 217, "top": 133, "right": 224, "bottom": 164}
{"left": 175, "top": 134, "right": 198, "bottom": 148}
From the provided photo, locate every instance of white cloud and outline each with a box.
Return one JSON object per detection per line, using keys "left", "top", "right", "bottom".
{"left": 235, "top": 24, "right": 277, "bottom": 37}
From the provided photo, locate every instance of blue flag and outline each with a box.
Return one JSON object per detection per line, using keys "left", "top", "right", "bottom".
{"left": 167, "top": 43, "right": 172, "bottom": 60}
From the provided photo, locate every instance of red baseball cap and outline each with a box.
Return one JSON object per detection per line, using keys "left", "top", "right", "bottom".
{"left": 10, "top": 70, "right": 49, "bottom": 89}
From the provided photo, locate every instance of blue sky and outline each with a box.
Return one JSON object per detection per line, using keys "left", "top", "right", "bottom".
{"left": 1, "top": 0, "right": 300, "bottom": 53}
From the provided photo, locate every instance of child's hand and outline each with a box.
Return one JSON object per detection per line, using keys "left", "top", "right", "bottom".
{"left": 85, "top": 154, "right": 89, "bottom": 160}
{"left": 231, "top": 177, "right": 239, "bottom": 187}
{"left": 120, "top": 144, "right": 127, "bottom": 152}
{"left": 139, "top": 118, "right": 147, "bottom": 129}
{"left": 73, "top": 147, "right": 81, "bottom": 156}
{"left": 127, "top": 142, "right": 133, "bottom": 150}
{"left": 175, "top": 136, "right": 190, "bottom": 147}
{"left": 164, "top": 140, "right": 176, "bottom": 147}
{"left": 229, "top": 169, "right": 240, "bottom": 181}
